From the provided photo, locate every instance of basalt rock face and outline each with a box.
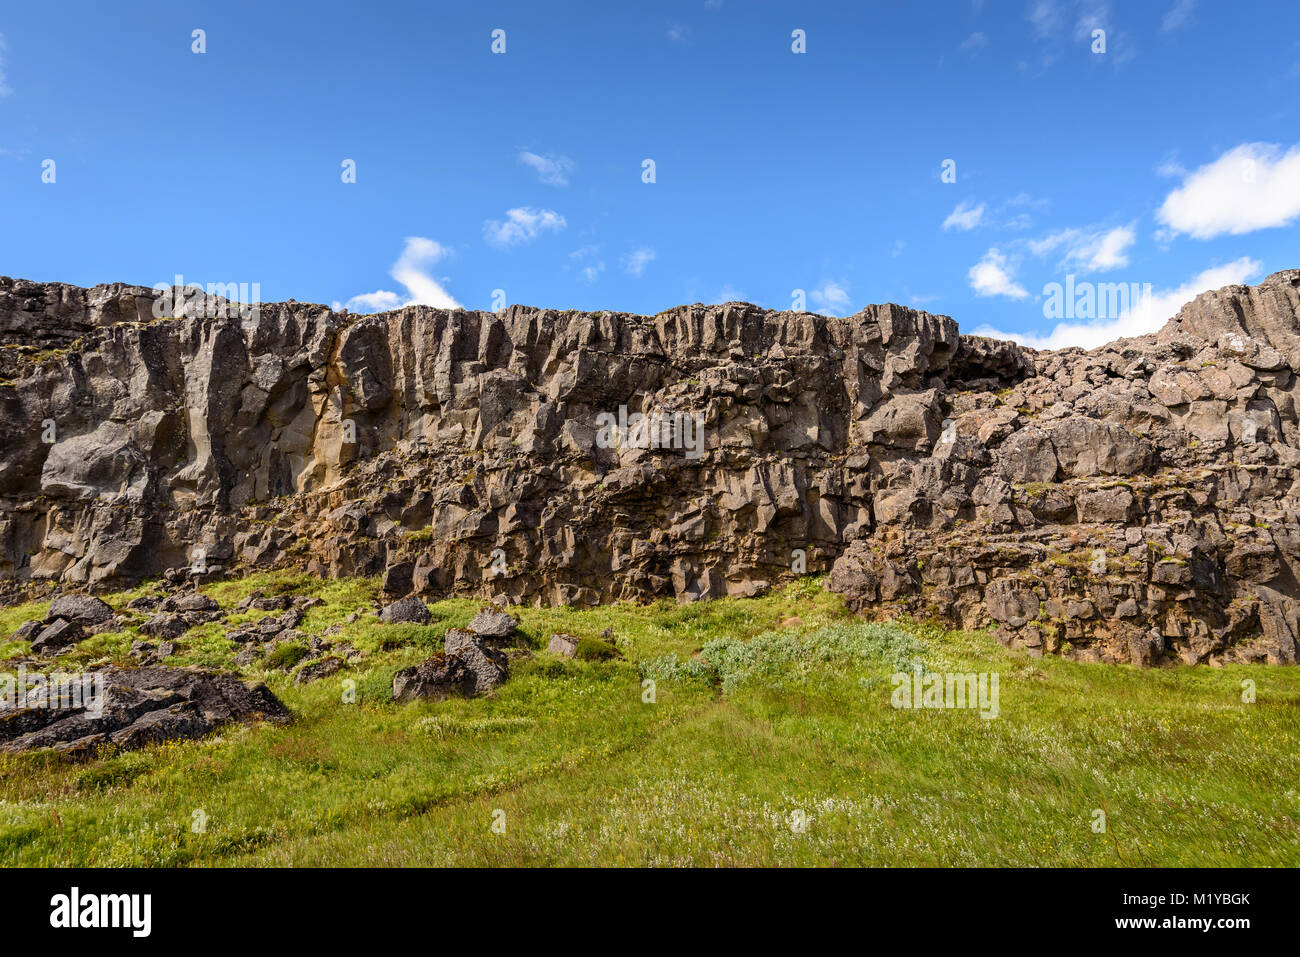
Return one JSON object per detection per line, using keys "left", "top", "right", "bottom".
{"left": 2, "top": 270, "right": 1300, "bottom": 666}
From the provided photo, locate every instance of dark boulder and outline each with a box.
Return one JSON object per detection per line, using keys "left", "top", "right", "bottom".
{"left": 379, "top": 596, "right": 432, "bottom": 624}
{"left": 139, "top": 613, "right": 190, "bottom": 640}
{"left": 468, "top": 606, "right": 519, "bottom": 640}
{"left": 294, "top": 656, "right": 345, "bottom": 685}
{"left": 31, "top": 618, "right": 84, "bottom": 655}
{"left": 0, "top": 665, "right": 290, "bottom": 755}
{"left": 392, "top": 654, "right": 477, "bottom": 702}
{"left": 381, "top": 561, "right": 415, "bottom": 596}
{"left": 10, "top": 619, "right": 43, "bottom": 642}
{"left": 46, "top": 594, "right": 115, "bottom": 626}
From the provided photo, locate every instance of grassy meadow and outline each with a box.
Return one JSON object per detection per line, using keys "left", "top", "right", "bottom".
{"left": 0, "top": 573, "right": 1296, "bottom": 867}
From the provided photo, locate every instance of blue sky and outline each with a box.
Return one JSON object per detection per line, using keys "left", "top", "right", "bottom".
{"left": 1, "top": 0, "right": 1297, "bottom": 347}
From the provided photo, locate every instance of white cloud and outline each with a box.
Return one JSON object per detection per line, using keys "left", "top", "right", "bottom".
{"left": 711, "top": 284, "right": 746, "bottom": 304}
{"left": 1155, "top": 156, "right": 1186, "bottom": 178}
{"left": 0, "top": 34, "right": 11, "bottom": 97}
{"left": 811, "top": 281, "right": 852, "bottom": 315}
{"left": 969, "top": 249, "right": 1028, "bottom": 299}
{"left": 621, "top": 246, "right": 656, "bottom": 277}
{"left": 1027, "top": 1, "right": 1063, "bottom": 38}
{"left": 667, "top": 24, "right": 691, "bottom": 44}
{"left": 1157, "top": 142, "right": 1300, "bottom": 239}
{"left": 943, "top": 199, "right": 986, "bottom": 231}
{"left": 518, "top": 151, "right": 573, "bottom": 187}
{"left": 1083, "top": 225, "right": 1135, "bottom": 271}
{"left": 972, "top": 257, "right": 1262, "bottom": 350}
{"left": 335, "top": 237, "right": 460, "bottom": 313}
{"left": 340, "top": 290, "right": 403, "bottom": 313}
{"left": 483, "top": 206, "right": 567, "bottom": 248}
{"left": 1030, "top": 224, "right": 1135, "bottom": 272}
{"left": 1162, "top": 0, "right": 1195, "bottom": 32}
{"left": 961, "top": 32, "right": 989, "bottom": 52}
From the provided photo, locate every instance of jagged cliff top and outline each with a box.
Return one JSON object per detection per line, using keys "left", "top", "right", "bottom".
{"left": 4, "top": 268, "right": 1298, "bottom": 360}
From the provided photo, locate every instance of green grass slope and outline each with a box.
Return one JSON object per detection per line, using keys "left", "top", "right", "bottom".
{"left": 0, "top": 574, "right": 1295, "bottom": 866}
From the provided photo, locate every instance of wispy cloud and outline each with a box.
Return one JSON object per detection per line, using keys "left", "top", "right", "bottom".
{"left": 1023, "top": 1, "right": 1134, "bottom": 67}
{"left": 946, "top": 193, "right": 1047, "bottom": 232}
{"left": 961, "top": 32, "right": 989, "bottom": 52}
{"left": 1075, "top": 2, "right": 1135, "bottom": 63}
{"left": 943, "top": 199, "right": 986, "bottom": 231}
{"left": 811, "top": 281, "right": 852, "bottom": 315}
{"left": 518, "top": 151, "right": 573, "bottom": 187}
{"left": 334, "top": 237, "right": 460, "bottom": 313}
{"left": 1157, "top": 142, "right": 1300, "bottom": 239}
{"left": 1155, "top": 154, "right": 1187, "bottom": 178}
{"left": 0, "top": 34, "right": 12, "bottom": 97}
{"left": 621, "top": 246, "right": 656, "bottom": 277}
{"left": 1027, "top": 1, "right": 1063, "bottom": 38}
{"left": 1161, "top": 0, "right": 1196, "bottom": 32}
{"left": 570, "top": 245, "right": 605, "bottom": 284}
{"left": 667, "top": 23, "right": 691, "bottom": 44}
{"left": 710, "top": 284, "right": 746, "bottom": 304}
{"left": 1029, "top": 223, "right": 1136, "bottom": 272}
{"left": 483, "top": 207, "right": 567, "bottom": 248}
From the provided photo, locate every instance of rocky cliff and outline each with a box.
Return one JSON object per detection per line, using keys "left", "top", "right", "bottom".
{"left": 3, "top": 269, "right": 1300, "bottom": 666}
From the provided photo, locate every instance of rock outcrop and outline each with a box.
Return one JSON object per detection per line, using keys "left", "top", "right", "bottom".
{"left": 393, "top": 631, "right": 509, "bottom": 702}
{"left": 0, "top": 664, "right": 290, "bottom": 756}
{"left": 4, "top": 270, "right": 1300, "bottom": 665}
{"left": 392, "top": 607, "right": 517, "bottom": 701}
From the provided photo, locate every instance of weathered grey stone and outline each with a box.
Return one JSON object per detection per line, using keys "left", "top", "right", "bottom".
{"left": 31, "top": 618, "right": 84, "bottom": 654}
{"left": 443, "top": 628, "right": 508, "bottom": 693}
{"left": 139, "top": 614, "right": 190, "bottom": 640}
{"left": 379, "top": 596, "right": 432, "bottom": 624}
{"left": 547, "top": 633, "right": 579, "bottom": 657}
{"left": 468, "top": 607, "right": 518, "bottom": 639}
{"left": 169, "top": 592, "right": 219, "bottom": 613}
{"left": 46, "top": 594, "right": 114, "bottom": 625}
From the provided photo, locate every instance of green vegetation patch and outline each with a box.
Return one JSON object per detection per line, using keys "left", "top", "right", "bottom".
{"left": 0, "top": 573, "right": 1294, "bottom": 867}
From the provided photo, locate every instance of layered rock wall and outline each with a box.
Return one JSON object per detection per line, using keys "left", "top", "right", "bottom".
{"left": 3, "top": 269, "right": 1300, "bottom": 665}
